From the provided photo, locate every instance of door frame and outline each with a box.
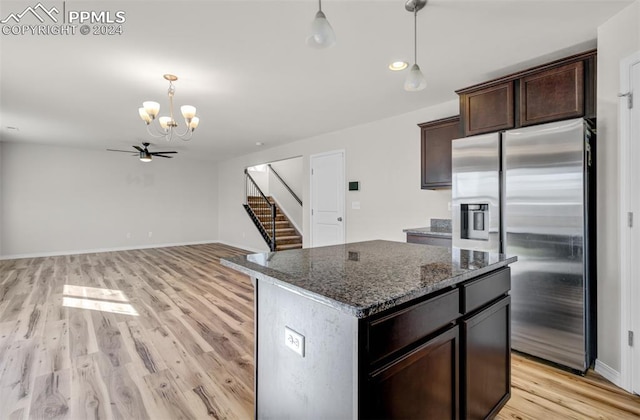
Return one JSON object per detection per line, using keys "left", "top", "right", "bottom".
{"left": 309, "top": 149, "right": 346, "bottom": 247}
{"left": 619, "top": 50, "right": 640, "bottom": 393}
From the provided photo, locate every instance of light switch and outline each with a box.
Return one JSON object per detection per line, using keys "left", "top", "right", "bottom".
{"left": 285, "top": 326, "right": 305, "bottom": 357}
{"left": 352, "top": 201, "right": 361, "bottom": 210}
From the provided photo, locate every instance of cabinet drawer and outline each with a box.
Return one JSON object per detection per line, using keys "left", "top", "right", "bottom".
{"left": 460, "top": 268, "right": 510, "bottom": 314}
{"left": 368, "top": 288, "right": 460, "bottom": 364}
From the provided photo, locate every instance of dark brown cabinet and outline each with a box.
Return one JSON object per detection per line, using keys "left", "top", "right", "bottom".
{"left": 366, "top": 326, "right": 459, "bottom": 420}
{"left": 360, "top": 267, "right": 511, "bottom": 419}
{"left": 456, "top": 50, "right": 596, "bottom": 137}
{"left": 419, "top": 116, "right": 460, "bottom": 189}
{"left": 462, "top": 296, "right": 511, "bottom": 420}
{"left": 520, "top": 61, "right": 584, "bottom": 126}
{"left": 460, "top": 81, "right": 514, "bottom": 136}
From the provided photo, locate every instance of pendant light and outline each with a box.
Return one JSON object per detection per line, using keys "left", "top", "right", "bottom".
{"left": 404, "top": 0, "right": 427, "bottom": 91}
{"left": 307, "top": 0, "right": 336, "bottom": 49}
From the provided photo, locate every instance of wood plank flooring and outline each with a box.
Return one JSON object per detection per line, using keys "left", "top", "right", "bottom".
{"left": 0, "top": 243, "right": 639, "bottom": 419}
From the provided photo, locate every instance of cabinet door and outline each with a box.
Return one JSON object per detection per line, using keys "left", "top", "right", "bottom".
{"left": 462, "top": 296, "right": 511, "bottom": 420}
{"left": 460, "top": 81, "right": 514, "bottom": 136}
{"left": 520, "top": 61, "right": 584, "bottom": 126}
{"left": 419, "top": 116, "right": 460, "bottom": 189}
{"left": 365, "top": 326, "right": 459, "bottom": 420}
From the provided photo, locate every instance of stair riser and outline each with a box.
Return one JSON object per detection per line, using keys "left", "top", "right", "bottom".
{"left": 277, "top": 238, "right": 302, "bottom": 245}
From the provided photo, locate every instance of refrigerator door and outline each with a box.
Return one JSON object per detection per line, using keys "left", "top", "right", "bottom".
{"left": 452, "top": 132, "right": 501, "bottom": 253}
{"left": 503, "top": 118, "right": 588, "bottom": 371}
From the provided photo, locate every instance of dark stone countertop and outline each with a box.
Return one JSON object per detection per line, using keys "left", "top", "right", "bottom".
{"left": 404, "top": 218, "right": 452, "bottom": 238}
{"left": 403, "top": 226, "right": 452, "bottom": 238}
{"left": 221, "top": 240, "right": 516, "bottom": 319}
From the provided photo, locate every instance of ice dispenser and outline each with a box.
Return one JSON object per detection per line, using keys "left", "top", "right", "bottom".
{"left": 460, "top": 203, "right": 489, "bottom": 241}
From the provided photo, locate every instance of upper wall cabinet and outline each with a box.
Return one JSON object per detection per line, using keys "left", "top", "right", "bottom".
{"left": 456, "top": 50, "right": 596, "bottom": 137}
{"left": 418, "top": 116, "right": 461, "bottom": 190}
{"left": 460, "top": 81, "right": 514, "bottom": 136}
{"left": 520, "top": 61, "right": 584, "bottom": 126}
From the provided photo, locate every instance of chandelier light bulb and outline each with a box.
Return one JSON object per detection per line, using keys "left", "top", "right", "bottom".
{"left": 404, "top": 63, "right": 427, "bottom": 91}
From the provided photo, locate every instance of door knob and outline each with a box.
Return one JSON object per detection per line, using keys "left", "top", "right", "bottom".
{"left": 337, "top": 217, "right": 343, "bottom": 222}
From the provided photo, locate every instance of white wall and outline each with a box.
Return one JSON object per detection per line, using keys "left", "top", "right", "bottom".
{"left": 269, "top": 157, "right": 303, "bottom": 231}
{"left": 596, "top": 0, "right": 640, "bottom": 373}
{"left": 218, "top": 100, "right": 458, "bottom": 252}
{"left": 1, "top": 142, "right": 218, "bottom": 258}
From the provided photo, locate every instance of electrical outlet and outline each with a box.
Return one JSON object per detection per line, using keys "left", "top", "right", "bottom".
{"left": 284, "top": 326, "right": 305, "bottom": 357}
{"left": 148, "top": 231, "right": 153, "bottom": 238}
{"left": 352, "top": 201, "right": 360, "bottom": 210}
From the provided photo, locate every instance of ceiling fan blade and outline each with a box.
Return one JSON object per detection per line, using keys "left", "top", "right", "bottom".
{"left": 133, "top": 146, "right": 144, "bottom": 152}
{"left": 153, "top": 154, "right": 173, "bottom": 158}
{"left": 150, "top": 151, "right": 177, "bottom": 155}
{"left": 107, "top": 149, "right": 138, "bottom": 153}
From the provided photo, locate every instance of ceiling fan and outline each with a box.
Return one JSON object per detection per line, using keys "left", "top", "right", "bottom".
{"left": 106, "top": 142, "right": 177, "bottom": 162}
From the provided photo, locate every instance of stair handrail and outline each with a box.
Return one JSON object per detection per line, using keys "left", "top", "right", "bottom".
{"left": 268, "top": 164, "right": 302, "bottom": 206}
{"left": 244, "top": 169, "right": 276, "bottom": 251}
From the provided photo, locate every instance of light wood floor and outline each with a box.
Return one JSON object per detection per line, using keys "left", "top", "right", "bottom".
{"left": 0, "top": 243, "right": 639, "bottom": 419}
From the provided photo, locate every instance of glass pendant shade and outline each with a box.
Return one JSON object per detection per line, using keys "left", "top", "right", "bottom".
{"left": 159, "top": 116, "right": 172, "bottom": 130}
{"left": 181, "top": 105, "right": 196, "bottom": 120}
{"left": 189, "top": 117, "right": 200, "bottom": 130}
{"left": 404, "top": 63, "right": 427, "bottom": 91}
{"left": 138, "top": 108, "right": 152, "bottom": 124}
{"left": 143, "top": 101, "right": 160, "bottom": 118}
{"left": 307, "top": 10, "right": 335, "bottom": 48}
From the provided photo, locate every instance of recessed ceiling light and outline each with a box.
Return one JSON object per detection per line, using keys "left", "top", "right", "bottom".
{"left": 256, "top": 142, "right": 264, "bottom": 146}
{"left": 389, "top": 61, "right": 409, "bottom": 71}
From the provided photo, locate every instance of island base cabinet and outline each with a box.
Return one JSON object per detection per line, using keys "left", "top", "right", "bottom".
{"left": 364, "top": 326, "right": 459, "bottom": 420}
{"left": 462, "top": 296, "right": 511, "bottom": 420}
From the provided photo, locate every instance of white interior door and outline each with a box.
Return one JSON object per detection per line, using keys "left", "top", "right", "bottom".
{"left": 310, "top": 150, "right": 345, "bottom": 247}
{"left": 620, "top": 51, "right": 640, "bottom": 394}
{"left": 629, "top": 59, "right": 640, "bottom": 395}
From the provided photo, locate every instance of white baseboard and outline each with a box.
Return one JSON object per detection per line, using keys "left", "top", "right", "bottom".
{"left": 219, "top": 241, "right": 267, "bottom": 254}
{"left": 595, "top": 359, "right": 621, "bottom": 387}
{"left": 0, "top": 240, "right": 221, "bottom": 260}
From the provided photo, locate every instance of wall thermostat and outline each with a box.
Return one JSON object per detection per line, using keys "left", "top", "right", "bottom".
{"left": 348, "top": 181, "right": 359, "bottom": 191}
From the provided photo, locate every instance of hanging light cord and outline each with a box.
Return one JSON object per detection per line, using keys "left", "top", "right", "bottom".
{"left": 413, "top": 8, "right": 418, "bottom": 64}
{"left": 319, "top": 0, "right": 323, "bottom": 12}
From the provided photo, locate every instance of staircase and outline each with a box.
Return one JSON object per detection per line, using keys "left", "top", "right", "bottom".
{"left": 246, "top": 196, "right": 302, "bottom": 251}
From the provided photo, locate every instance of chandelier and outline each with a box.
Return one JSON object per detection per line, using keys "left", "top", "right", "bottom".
{"left": 138, "top": 74, "right": 200, "bottom": 141}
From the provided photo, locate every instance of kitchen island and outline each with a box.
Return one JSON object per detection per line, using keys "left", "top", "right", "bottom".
{"left": 222, "top": 240, "right": 517, "bottom": 419}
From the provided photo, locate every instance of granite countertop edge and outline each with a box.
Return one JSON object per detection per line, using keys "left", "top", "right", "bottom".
{"left": 221, "top": 255, "right": 516, "bottom": 319}
{"left": 403, "top": 227, "right": 453, "bottom": 238}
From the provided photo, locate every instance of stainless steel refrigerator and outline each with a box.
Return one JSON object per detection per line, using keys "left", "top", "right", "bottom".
{"left": 452, "top": 118, "right": 596, "bottom": 372}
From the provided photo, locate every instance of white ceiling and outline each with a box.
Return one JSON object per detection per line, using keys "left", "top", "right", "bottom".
{"left": 0, "top": 0, "right": 632, "bottom": 161}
